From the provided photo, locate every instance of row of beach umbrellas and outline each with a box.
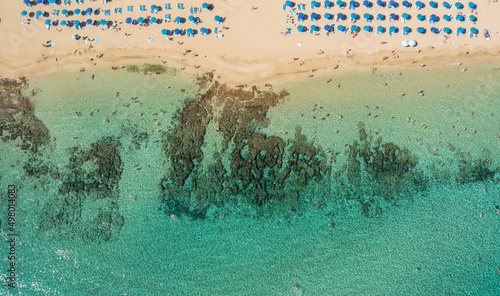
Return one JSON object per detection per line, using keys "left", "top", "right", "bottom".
{"left": 298, "top": 12, "right": 477, "bottom": 22}
{"left": 285, "top": 0, "right": 477, "bottom": 9}
{"left": 297, "top": 24, "right": 484, "bottom": 35}
{"left": 25, "top": 0, "right": 216, "bottom": 9}
{"left": 43, "top": 18, "right": 109, "bottom": 26}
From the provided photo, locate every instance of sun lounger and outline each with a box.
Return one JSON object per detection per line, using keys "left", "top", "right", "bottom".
{"left": 140, "top": 5, "right": 146, "bottom": 11}
{"left": 105, "top": 9, "right": 110, "bottom": 15}
{"left": 52, "top": 9, "right": 59, "bottom": 16}
{"left": 287, "top": 28, "right": 291, "bottom": 34}
{"left": 214, "top": 27, "right": 217, "bottom": 34}
{"left": 127, "top": 6, "right": 133, "bottom": 11}
{"left": 190, "top": 7, "right": 193, "bottom": 14}
{"left": 216, "top": 34, "right": 223, "bottom": 38}
{"left": 302, "top": 4, "right": 306, "bottom": 9}
{"left": 283, "top": 4, "right": 286, "bottom": 10}
{"left": 165, "top": 3, "right": 171, "bottom": 9}
{"left": 165, "top": 13, "right": 171, "bottom": 21}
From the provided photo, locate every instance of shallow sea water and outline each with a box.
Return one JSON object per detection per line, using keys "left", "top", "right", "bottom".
{"left": 0, "top": 65, "right": 499, "bottom": 295}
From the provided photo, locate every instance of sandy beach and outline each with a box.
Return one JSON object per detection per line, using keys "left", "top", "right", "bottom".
{"left": 1, "top": 0, "right": 500, "bottom": 84}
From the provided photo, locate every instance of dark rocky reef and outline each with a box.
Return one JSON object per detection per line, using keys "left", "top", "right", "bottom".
{"left": 38, "top": 137, "right": 124, "bottom": 242}
{"left": 0, "top": 78, "right": 50, "bottom": 154}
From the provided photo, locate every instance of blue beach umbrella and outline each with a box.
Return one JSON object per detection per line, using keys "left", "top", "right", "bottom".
{"left": 388, "top": 0, "right": 396, "bottom": 7}
{"left": 62, "top": 9, "right": 68, "bottom": 15}
{"left": 430, "top": 14, "right": 437, "bottom": 22}
{"left": 443, "top": 1, "right": 451, "bottom": 8}
{"left": 376, "top": 0, "right": 384, "bottom": 6}
{"left": 350, "top": 13, "right": 358, "bottom": 19}
{"left": 349, "top": 0, "right": 357, "bottom": 8}
{"left": 86, "top": 8, "right": 93, "bottom": 15}
{"left": 311, "top": 1, "right": 319, "bottom": 7}
{"left": 337, "top": 13, "right": 345, "bottom": 19}
{"left": 188, "top": 15, "right": 195, "bottom": 21}
{"left": 298, "top": 12, "right": 304, "bottom": 20}
{"left": 456, "top": 15, "right": 465, "bottom": 22}
{"left": 125, "top": 17, "right": 132, "bottom": 24}
{"left": 429, "top": 1, "right": 437, "bottom": 8}
{"left": 402, "top": 0, "right": 409, "bottom": 6}
{"left": 311, "top": 12, "right": 318, "bottom": 20}
{"left": 60, "top": 20, "right": 67, "bottom": 26}
{"left": 286, "top": 0, "right": 293, "bottom": 6}
{"left": 36, "top": 0, "right": 42, "bottom": 4}
{"left": 443, "top": 27, "right": 451, "bottom": 34}
{"left": 363, "top": 0, "right": 371, "bottom": 7}
{"left": 214, "top": 15, "right": 221, "bottom": 22}
{"left": 390, "top": 13, "right": 397, "bottom": 20}
{"left": 325, "top": 0, "right": 332, "bottom": 6}
{"left": 443, "top": 14, "right": 451, "bottom": 21}
{"left": 150, "top": 17, "right": 157, "bottom": 23}
{"left": 389, "top": 25, "right": 397, "bottom": 33}
{"left": 457, "top": 27, "right": 465, "bottom": 35}
{"left": 138, "top": 17, "right": 144, "bottom": 23}
{"left": 338, "top": 25, "right": 346, "bottom": 31}
{"left": 403, "top": 26, "right": 410, "bottom": 32}
{"left": 468, "top": 15, "right": 476, "bottom": 21}
{"left": 430, "top": 27, "right": 439, "bottom": 33}
{"left": 186, "top": 28, "right": 193, "bottom": 35}
{"left": 376, "top": 13, "right": 384, "bottom": 20}
{"left": 161, "top": 28, "right": 168, "bottom": 35}
{"left": 417, "top": 26, "right": 425, "bottom": 33}
{"left": 99, "top": 19, "right": 106, "bottom": 25}
{"left": 49, "top": 0, "right": 55, "bottom": 3}
{"left": 417, "top": 14, "right": 425, "bottom": 21}
{"left": 415, "top": 1, "right": 423, "bottom": 8}
{"left": 364, "top": 25, "right": 372, "bottom": 31}
{"left": 44, "top": 19, "right": 51, "bottom": 25}
{"left": 35, "top": 10, "right": 42, "bottom": 17}
{"left": 175, "top": 16, "right": 182, "bottom": 23}
{"left": 402, "top": 13, "right": 409, "bottom": 19}
{"left": 74, "top": 9, "right": 81, "bottom": 15}
{"left": 468, "top": 2, "right": 476, "bottom": 8}
{"left": 151, "top": 4, "right": 157, "bottom": 10}
{"left": 174, "top": 28, "right": 181, "bottom": 35}
{"left": 324, "top": 25, "right": 332, "bottom": 31}
{"left": 363, "top": 13, "right": 371, "bottom": 20}
{"left": 74, "top": 20, "right": 80, "bottom": 26}
{"left": 200, "top": 27, "right": 207, "bottom": 34}
{"left": 336, "top": 0, "right": 344, "bottom": 6}
{"left": 86, "top": 18, "right": 92, "bottom": 25}
{"left": 202, "top": 3, "right": 209, "bottom": 9}
{"left": 324, "top": 13, "right": 332, "bottom": 20}
{"left": 377, "top": 25, "right": 384, "bottom": 32}
{"left": 21, "top": 10, "right": 27, "bottom": 16}
{"left": 455, "top": 2, "right": 462, "bottom": 9}
{"left": 470, "top": 27, "right": 478, "bottom": 34}
{"left": 23, "top": 0, "right": 30, "bottom": 5}
{"left": 351, "top": 25, "right": 358, "bottom": 32}
{"left": 297, "top": 25, "right": 305, "bottom": 31}
{"left": 309, "top": 25, "right": 319, "bottom": 33}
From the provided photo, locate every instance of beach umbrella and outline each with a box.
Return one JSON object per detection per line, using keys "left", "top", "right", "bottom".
{"left": 175, "top": 16, "right": 182, "bottom": 23}
{"left": 456, "top": 15, "right": 465, "bottom": 22}
{"left": 161, "top": 29, "right": 168, "bottom": 35}
{"left": 443, "top": 27, "right": 451, "bottom": 34}
{"left": 337, "top": 13, "right": 345, "bottom": 20}
{"left": 376, "top": 0, "right": 384, "bottom": 6}
{"left": 151, "top": 17, "right": 157, "bottom": 23}
{"left": 377, "top": 25, "right": 384, "bottom": 32}
{"left": 125, "top": 17, "right": 132, "bottom": 24}
{"left": 417, "top": 14, "right": 425, "bottom": 21}
{"left": 363, "top": 0, "right": 371, "bottom": 7}
{"left": 415, "top": 1, "right": 423, "bottom": 8}
{"left": 74, "top": 9, "right": 81, "bottom": 15}
{"left": 351, "top": 25, "right": 358, "bottom": 32}
{"left": 298, "top": 13, "right": 304, "bottom": 20}
{"left": 174, "top": 28, "right": 181, "bottom": 35}
{"left": 60, "top": 20, "right": 67, "bottom": 26}
{"left": 468, "top": 15, "right": 476, "bottom": 21}
{"left": 389, "top": 13, "right": 397, "bottom": 20}
{"left": 430, "top": 27, "right": 439, "bottom": 33}
{"left": 151, "top": 4, "right": 157, "bottom": 10}
{"left": 470, "top": 27, "right": 478, "bottom": 34}
{"left": 430, "top": 14, "right": 437, "bottom": 22}
{"left": 363, "top": 13, "right": 371, "bottom": 20}
{"left": 468, "top": 2, "right": 476, "bottom": 8}
{"left": 285, "top": 1, "right": 292, "bottom": 6}
{"left": 388, "top": 0, "right": 396, "bottom": 7}
{"left": 350, "top": 13, "right": 358, "bottom": 20}
{"left": 74, "top": 20, "right": 80, "bottom": 26}
{"left": 49, "top": 0, "right": 55, "bottom": 3}
{"left": 311, "top": 1, "right": 319, "bottom": 7}
{"left": 21, "top": 10, "right": 27, "bottom": 16}
{"left": 23, "top": 0, "right": 30, "bottom": 5}
{"left": 336, "top": 0, "right": 344, "bottom": 6}
{"left": 324, "top": 13, "right": 332, "bottom": 20}
{"left": 429, "top": 1, "right": 437, "bottom": 8}
{"left": 402, "top": 13, "right": 409, "bottom": 19}
{"left": 188, "top": 15, "right": 195, "bottom": 21}
{"left": 483, "top": 29, "right": 488, "bottom": 34}
{"left": 455, "top": 2, "right": 462, "bottom": 8}
{"left": 186, "top": 28, "right": 193, "bottom": 35}
{"left": 376, "top": 13, "right": 384, "bottom": 20}
{"left": 297, "top": 25, "right": 305, "bottom": 32}
{"left": 200, "top": 27, "right": 207, "bottom": 34}
{"left": 324, "top": 24, "right": 332, "bottom": 31}
{"left": 457, "top": 27, "right": 465, "bottom": 34}
{"left": 86, "top": 19, "right": 92, "bottom": 25}
{"left": 62, "top": 9, "right": 68, "bottom": 15}
{"left": 443, "top": 1, "right": 451, "bottom": 8}
{"left": 214, "top": 15, "right": 221, "bottom": 22}
{"left": 408, "top": 39, "right": 416, "bottom": 46}
{"left": 36, "top": 0, "right": 42, "bottom": 4}
{"left": 349, "top": 0, "right": 357, "bottom": 8}
{"left": 44, "top": 19, "right": 51, "bottom": 25}
{"left": 402, "top": 0, "right": 409, "bottom": 6}
{"left": 311, "top": 12, "right": 318, "bottom": 20}
{"left": 138, "top": 17, "right": 144, "bottom": 23}
{"left": 403, "top": 26, "right": 410, "bottom": 32}
{"left": 202, "top": 2, "right": 209, "bottom": 8}
{"left": 99, "top": 19, "right": 106, "bottom": 25}
{"left": 443, "top": 14, "right": 451, "bottom": 21}
{"left": 417, "top": 26, "right": 425, "bottom": 33}
{"left": 338, "top": 25, "right": 346, "bottom": 32}
{"left": 363, "top": 25, "right": 372, "bottom": 32}
{"left": 309, "top": 25, "right": 319, "bottom": 33}
{"left": 389, "top": 26, "right": 397, "bottom": 33}
{"left": 325, "top": 0, "right": 332, "bottom": 6}
{"left": 86, "top": 8, "right": 93, "bottom": 15}
{"left": 402, "top": 40, "right": 409, "bottom": 46}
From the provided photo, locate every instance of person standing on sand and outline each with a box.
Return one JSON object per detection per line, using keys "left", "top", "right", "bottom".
{"left": 91, "top": 74, "right": 94, "bottom": 80}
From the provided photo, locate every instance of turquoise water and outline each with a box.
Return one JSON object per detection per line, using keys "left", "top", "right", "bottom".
{"left": 0, "top": 65, "right": 499, "bottom": 295}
